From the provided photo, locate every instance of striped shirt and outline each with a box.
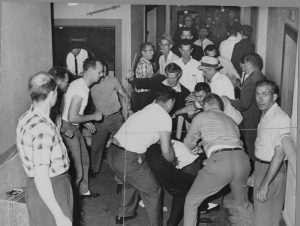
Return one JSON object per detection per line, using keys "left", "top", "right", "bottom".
{"left": 135, "top": 57, "right": 154, "bottom": 93}
{"left": 16, "top": 105, "right": 69, "bottom": 178}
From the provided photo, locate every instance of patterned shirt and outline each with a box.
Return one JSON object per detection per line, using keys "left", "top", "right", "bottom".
{"left": 16, "top": 105, "right": 69, "bottom": 178}
{"left": 135, "top": 57, "right": 154, "bottom": 93}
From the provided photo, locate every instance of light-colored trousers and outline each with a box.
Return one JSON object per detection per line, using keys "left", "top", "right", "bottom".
{"left": 184, "top": 150, "right": 253, "bottom": 226}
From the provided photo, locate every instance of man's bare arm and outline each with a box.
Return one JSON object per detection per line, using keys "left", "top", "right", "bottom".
{"left": 159, "top": 131, "right": 176, "bottom": 165}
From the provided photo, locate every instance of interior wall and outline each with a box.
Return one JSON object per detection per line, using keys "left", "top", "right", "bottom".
{"left": 131, "top": 5, "right": 145, "bottom": 68}
{"left": 265, "top": 7, "right": 299, "bottom": 86}
{"left": 53, "top": 3, "right": 131, "bottom": 86}
{"left": 0, "top": 2, "right": 53, "bottom": 155}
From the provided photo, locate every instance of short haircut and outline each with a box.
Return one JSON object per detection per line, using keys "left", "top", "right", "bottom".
{"left": 165, "top": 63, "right": 182, "bottom": 75}
{"left": 255, "top": 80, "right": 279, "bottom": 95}
{"left": 48, "top": 66, "right": 73, "bottom": 81}
{"left": 194, "top": 82, "right": 211, "bottom": 93}
{"left": 154, "top": 86, "right": 177, "bottom": 103}
{"left": 83, "top": 57, "right": 103, "bottom": 72}
{"left": 244, "top": 53, "right": 263, "bottom": 70}
{"left": 28, "top": 72, "right": 57, "bottom": 102}
{"left": 202, "top": 93, "right": 224, "bottom": 111}
{"left": 140, "top": 42, "right": 154, "bottom": 52}
{"left": 204, "top": 44, "right": 219, "bottom": 57}
{"left": 181, "top": 27, "right": 192, "bottom": 35}
{"left": 179, "top": 39, "right": 193, "bottom": 48}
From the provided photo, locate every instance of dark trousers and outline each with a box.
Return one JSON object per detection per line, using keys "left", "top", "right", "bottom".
{"left": 107, "top": 144, "right": 162, "bottom": 226}
{"left": 146, "top": 144, "right": 202, "bottom": 226}
{"left": 90, "top": 111, "right": 123, "bottom": 173}
{"left": 25, "top": 173, "right": 73, "bottom": 226}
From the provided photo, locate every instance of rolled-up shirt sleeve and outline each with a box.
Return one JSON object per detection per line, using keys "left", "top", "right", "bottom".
{"left": 32, "top": 123, "right": 53, "bottom": 167}
{"left": 184, "top": 114, "right": 202, "bottom": 150}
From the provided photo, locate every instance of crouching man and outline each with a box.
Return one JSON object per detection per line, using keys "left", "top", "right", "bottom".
{"left": 183, "top": 93, "right": 253, "bottom": 226}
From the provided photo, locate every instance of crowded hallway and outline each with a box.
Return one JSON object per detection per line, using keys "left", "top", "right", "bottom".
{"left": 0, "top": 2, "right": 299, "bottom": 226}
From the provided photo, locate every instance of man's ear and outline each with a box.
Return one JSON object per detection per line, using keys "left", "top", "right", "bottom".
{"left": 273, "top": 93, "right": 278, "bottom": 102}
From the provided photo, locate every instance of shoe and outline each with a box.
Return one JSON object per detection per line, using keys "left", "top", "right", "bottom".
{"left": 200, "top": 203, "right": 219, "bottom": 214}
{"left": 115, "top": 214, "right": 137, "bottom": 224}
{"left": 80, "top": 192, "right": 100, "bottom": 199}
{"left": 90, "top": 171, "right": 98, "bottom": 179}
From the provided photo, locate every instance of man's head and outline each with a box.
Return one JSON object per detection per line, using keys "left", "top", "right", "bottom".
{"left": 198, "top": 56, "right": 220, "bottom": 81}
{"left": 194, "top": 82, "right": 211, "bottom": 104}
{"left": 71, "top": 48, "right": 81, "bottom": 56}
{"left": 154, "top": 87, "right": 177, "bottom": 113}
{"left": 140, "top": 42, "right": 155, "bottom": 61}
{"left": 198, "top": 26, "right": 209, "bottom": 40}
{"left": 179, "top": 39, "right": 193, "bottom": 60}
{"left": 184, "top": 14, "right": 193, "bottom": 27}
{"left": 243, "top": 53, "right": 263, "bottom": 74}
{"left": 241, "top": 25, "right": 253, "bottom": 38}
{"left": 28, "top": 72, "right": 57, "bottom": 107}
{"left": 178, "top": 14, "right": 185, "bottom": 25}
{"left": 83, "top": 57, "right": 104, "bottom": 84}
{"left": 181, "top": 27, "right": 193, "bottom": 40}
{"left": 159, "top": 34, "right": 174, "bottom": 55}
{"left": 227, "top": 22, "right": 241, "bottom": 37}
{"left": 255, "top": 80, "right": 279, "bottom": 114}
{"left": 165, "top": 63, "right": 182, "bottom": 87}
{"left": 202, "top": 93, "right": 224, "bottom": 112}
{"left": 48, "top": 67, "right": 73, "bottom": 93}
{"left": 204, "top": 44, "right": 219, "bottom": 58}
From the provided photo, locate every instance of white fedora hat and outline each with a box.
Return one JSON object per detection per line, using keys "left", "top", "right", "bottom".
{"left": 198, "top": 56, "right": 221, "bottom": 70}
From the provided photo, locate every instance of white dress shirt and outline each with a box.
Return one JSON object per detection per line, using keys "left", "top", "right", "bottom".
{"left": 159, "top": 51, "right": 179, "bottom": 75}
{"left": 255, "top": 103, "right": 291, "bottom": 162}
{"left": 114, "top": 103, "right": 172, "bottom": 154}
{"left": 219, "top": 36, "right": 240, "bottom": 60}
{"left": 194, "top": 38, "right": 214, "bottom": 51}
{"left": 66, "top": 49, "right": 88, "bottom": 76}
{"left": 175, "top": 57, "right": 204, "bottom": 92}
{"left": 210, "top": 71, "right": 235, "bottom": 99}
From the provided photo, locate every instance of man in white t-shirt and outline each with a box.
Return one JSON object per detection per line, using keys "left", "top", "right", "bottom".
{"left": 174, "top": 39, "right": 204, "bottom": 92}
{"left": 198, "top": 56, "right": 235, "bottom": 99}
{"left": 250, "top": 80, "right": 296, "bottom": 226}
{"left": 61, "top": 57, "right": 104, "bottom": 198}
{"left": 66, "top": 48, "right": 89, "bottom": 76}
{"left": 107, "top": 87, "right": 177, "bottom": 226}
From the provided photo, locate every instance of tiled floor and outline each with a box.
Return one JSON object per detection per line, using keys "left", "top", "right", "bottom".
{"left": 75, "top": 161, "right": 285, "bottom": 226}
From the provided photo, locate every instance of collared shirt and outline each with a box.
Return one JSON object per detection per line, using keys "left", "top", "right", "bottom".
{"left": 162, "top": 79, "right": 182, "bottom": 93}
{"left": 184, "top": 109, "right": 243, "bottom": 158}
{"left": 255, "top": 103, "right": 291, "bottom": 162}
{"left": 16, "top": 105, "right": 69, "bottom": 178}
{"left": 194, "top": 38, "right": 214, "bottom": 51}
{"left": 114, "top": 103, "right": 172, "bottom": 154}
{"left": 219, "top": 36, "right": 240, "bottom": 60}
{"left": 175, "top": 57, "right": 204, "bottom": 92}
{"left": 91, "top": 75, "right": 121, "bottom": 116}
{"left": 210, "top": 72, "right": 235, "bottom": 99}
{"left": 159, "top": 51, "right": 179, "bottom": 75}
{"left": 218, "top": 56, "right": 240, "bottom": 80}
{"left": 66, "top": 49, "right": 88, "bottom": 76}
{"left": 62, "top": 78, "right": 89, "bottom": 124}
{"left": 135, "top": 57, "right": 154, "bottom": 93}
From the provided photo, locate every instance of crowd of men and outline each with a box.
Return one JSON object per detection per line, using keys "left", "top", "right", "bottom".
{"left": 16, "top": 12, "right": 296, "bottom": 226}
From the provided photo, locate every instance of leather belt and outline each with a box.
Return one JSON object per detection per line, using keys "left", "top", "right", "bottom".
{"left": 210, "top": 147, "right": 243, "bottom": 156}
{"left": 255, "top": 158, "right": 270, "bottom": 164}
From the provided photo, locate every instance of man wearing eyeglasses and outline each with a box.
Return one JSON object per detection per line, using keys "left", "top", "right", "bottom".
{"left": 132, "top": 42, "right": 155, "bottom": 111}
{"left": 60, "top": 57, "right": 104, "bottom": 198}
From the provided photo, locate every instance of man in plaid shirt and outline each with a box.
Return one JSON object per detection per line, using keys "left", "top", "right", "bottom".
{"left": 16, "top": 72, "right": 72, "bottom": 226}
{"left": 132, "top": 42, "right": 155, "bottom": 111}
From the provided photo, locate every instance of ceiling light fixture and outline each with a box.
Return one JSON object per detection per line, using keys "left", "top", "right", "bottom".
{"left": 87, "top": 5, "right": 120, "bottom": 16}
{"left": 67, "top": 3, "right": 79, "bottom": 7}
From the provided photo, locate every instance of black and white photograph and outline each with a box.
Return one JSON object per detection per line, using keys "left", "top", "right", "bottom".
{"left": 0, "top": 1, "right": 299, "bottom": 226}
